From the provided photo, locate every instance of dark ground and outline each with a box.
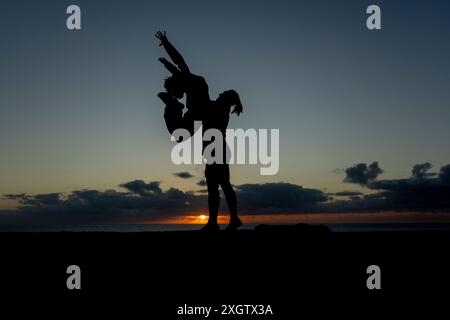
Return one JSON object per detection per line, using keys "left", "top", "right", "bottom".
{"left": 1, "top": 224, "right": 449, "bottom": 318}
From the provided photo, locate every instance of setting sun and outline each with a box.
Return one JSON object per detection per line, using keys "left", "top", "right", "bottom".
{"left": 199, "top": 215, "right": 207, "bottom": 221}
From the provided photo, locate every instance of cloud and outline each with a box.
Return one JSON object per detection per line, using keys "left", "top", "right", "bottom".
{"left": 351, "top": 163, "right": 450, "bottom": 212}
{"left": 333, "top": 191, "right": 363, "bottom": 197}
{"left": 366, "top": 176, "right": 450, "bottom": 211}
{"left": 326, "top": 162, "right": 448, "bottom": 212}
{"left": 1, "top": 185, "right": 208, "bottom": 225}
{"left": 120, "top": 180, "right": 162, "bottom": 196}
{"left": 173, "top": 171, "right": 194, "bottom": 179}
{"left": 4, "top": 193, "right": 61, "bottom": 206}
{"left": 2, "top": 162, "right": 450, "bottom": 225}
{"left": 439, "top": 164, "right": 450, "bottom": 183}
{"left": 411, "top": 162, "right": 436, "bottom": 179}
{"left": 316, "top": 162, "right": 450, "bottom": 213}
{"left": 197, "top": 179, "right": 207, "bottom": 186}
{"left": 344, "top": 162, "right": 383, "bottom": 185}
{"left": 1, "top": 180, "right": 328, "bottom": 224}
{"left": 236, "top": 182, "right": 328, "bottom": 214}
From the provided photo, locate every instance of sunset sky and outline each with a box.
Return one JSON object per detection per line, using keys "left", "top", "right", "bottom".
{"left": 1, "top": 0, "right": 450, "bottom": 225}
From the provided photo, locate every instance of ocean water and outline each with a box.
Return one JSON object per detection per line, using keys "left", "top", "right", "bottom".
{"left": 0, "top": 223, "right": 450, "bottom": 232}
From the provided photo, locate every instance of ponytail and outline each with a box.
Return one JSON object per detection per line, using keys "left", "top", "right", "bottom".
{"left": 229, "top": 90, "right": 243, "bottom": 116}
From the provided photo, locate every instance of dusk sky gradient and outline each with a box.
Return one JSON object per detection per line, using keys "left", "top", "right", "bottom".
{"left": 1, "top": 0, "right": 450, "bottom": 221}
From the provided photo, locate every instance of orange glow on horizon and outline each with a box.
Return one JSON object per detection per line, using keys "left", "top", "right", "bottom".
{"left": 136, "top": 212, "right": 450, "bottom": 225}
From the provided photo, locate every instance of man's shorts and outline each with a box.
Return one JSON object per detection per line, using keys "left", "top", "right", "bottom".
{"left": 205, "top": 164, "right": 230, "bottom": 184}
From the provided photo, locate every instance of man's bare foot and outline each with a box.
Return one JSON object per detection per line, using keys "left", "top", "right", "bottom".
{"left": 200, "top": 223, "right": 220, "bottom": 232}
{"left": 224, "top": 218, "right": 243, "bottom": 231}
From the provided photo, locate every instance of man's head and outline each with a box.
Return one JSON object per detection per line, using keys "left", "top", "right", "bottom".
{"left": 217, "top": 90, "right": 243, "bottom": 116}
{"left": 164, "top": 75, "right": 184, "bottom": 99}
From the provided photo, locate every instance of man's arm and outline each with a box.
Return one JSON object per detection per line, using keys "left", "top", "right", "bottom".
{"left": 155, "top": 31, "right": 190, "bottom": 73}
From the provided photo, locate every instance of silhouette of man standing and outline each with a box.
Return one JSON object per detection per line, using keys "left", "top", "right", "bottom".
{"left": 202, "top": 90, "right": 243, "bottom": 231}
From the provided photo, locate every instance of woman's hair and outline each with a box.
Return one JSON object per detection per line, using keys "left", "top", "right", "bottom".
{"left": 224, "top": 90, "right": 243, "bottom": 116}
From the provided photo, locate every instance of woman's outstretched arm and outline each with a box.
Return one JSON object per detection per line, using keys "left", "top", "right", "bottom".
{"left": 155, "top": 31, "right": 190, "bottom": 73}
{"left": 158, "top": 57, "right": 181, "bottom": 75}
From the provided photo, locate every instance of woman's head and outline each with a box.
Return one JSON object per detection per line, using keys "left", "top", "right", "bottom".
{"left": 218, "top": 90, "right": 243, "bottom": 116}
{"left": 164, "top": 75, "right": 184, "bottom": 99}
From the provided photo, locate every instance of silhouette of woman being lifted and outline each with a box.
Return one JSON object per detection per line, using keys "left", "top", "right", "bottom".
{"left": 155, "top": 31, "right": 243, "bottom": 231}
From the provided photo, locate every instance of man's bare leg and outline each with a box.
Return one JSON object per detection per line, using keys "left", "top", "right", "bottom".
{"left": 221, "top": 181, "right": 242, "bottom": 231}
